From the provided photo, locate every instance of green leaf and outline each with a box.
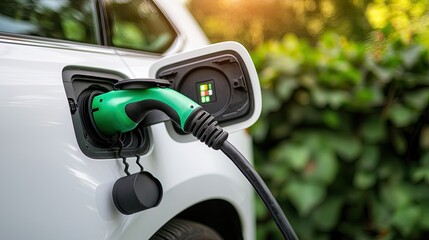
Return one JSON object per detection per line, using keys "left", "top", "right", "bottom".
{"left": 250, "top": 119, "right": 269, "bottom": 142}
{"left": 276, "top": 77, "right": 298, "bottom": 100}
{"left": 382, "top": 184, "right": 411, "bottom": 209}
{"left": 282, "top": 34, "right": 302, "bottom": 53}
{"left": 354, "top": 87, "right": 384, "bottom": 106}
{"left": 358, "top": 145, "right": 379, "bottom": 171}
{"left": 261, "top": 163, "right": 289, "bottom": 184}
{"left": 354, "top": 171, "right": 376, "bottom": 189}
{"left": 286, "top": 180, "right": 326, "bottom": 216}
{"left": 371, "top": 197, "right": 392, "bottom": 229}
{"left": 421, "top": 204, "right": 429, "bottom": 229}
{"left": 322, "top": 110, "right": 341, "bottom": 129}
{"left": 339, "top": 222, "right": 373, "bottom": 240}
{"left": 311, "top": 88, "right": 329, "bottom": 107}
{"left": 331, "top": 134, "right": 362, "bottom": 161}
{"left": 328, "top": 91, "right": 350, "bottom": 109}
{"left": 388, "top": 103, "right": 416, "bottom": 127}
{"left": 404, "top": 89, "right": 429, "bottom": 110}
{"left": 271, "top": 123, "right": 291, "bottom": 139}
{"left": 422, "top": 151, "right": 429, "bottom": 166}
{"left": 401, "top": 45, "right": 425, "bottom": 68}
{"left": 275, "top": 143, "right": 311, "bottom": 171}
{"left": 411, "top": 167, "right": 429, "bottom": 183}
{"left": 254, "top": 196, "right": 269, "bottom": 219}
{"left": 392, "top": 129, "right": 407, "bottom": 154}
{"left": 299, "top": 131, "right": 330, "bottom": 151}
{"left": 311, "top": 88, "right": 350, "bottom": 109}
{"left": 304, "top": 148, "right": 338, "bottom": 184}
{"left": 269, "top": 55, "right": 301, "bottom": 75}
{"left": 259, "top": 66, "right": 278, "bottom": 87}
{"left": 378, "top": 161, "right": 403, "bottom": 180}
{"left": 311, "top": 197, "right": 343, "bottom": 231}
{"left": 391, "top": 205, "right": 422, "bottom": 237}
{"left": 382, "top": 45, "right": 403, "bottom": 69}
{"left": 261, "top": 89, "right": 281, "bottom": 114}
{"left": 366, "top": 59, "right": 394, "bottom": 83}
{"left": 288, "top": 211, "right": 317, "bottom": 240}
{"left": 300, "top": 74, "right": 316, "bottom": 88}
{"left": 361, "top": 117, "right": 386, "bottom": 143}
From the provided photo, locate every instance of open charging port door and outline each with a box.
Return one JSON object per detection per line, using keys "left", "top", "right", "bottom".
{"left": 149, "top": 41, "right": 261, "bottom": 140}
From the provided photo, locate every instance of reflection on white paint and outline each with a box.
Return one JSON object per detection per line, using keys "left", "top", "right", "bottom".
{"left": 67, "top": 167, "right": 98, "bottom": 191}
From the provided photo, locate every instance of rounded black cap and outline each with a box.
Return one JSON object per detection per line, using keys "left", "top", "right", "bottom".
{"left": 112, "top": 172, "right": 163, "bottom": 215}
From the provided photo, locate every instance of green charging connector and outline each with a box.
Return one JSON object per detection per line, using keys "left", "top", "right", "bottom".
{"left": 91, "top": 87, "right": 200, "bottom": 136}
{"left": 90, "top": 80, "right": 228, "bottom": 150}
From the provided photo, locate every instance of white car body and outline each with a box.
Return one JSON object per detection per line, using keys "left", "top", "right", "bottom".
{"left": 0, "top": 0, "right": 256, "bottom": 239}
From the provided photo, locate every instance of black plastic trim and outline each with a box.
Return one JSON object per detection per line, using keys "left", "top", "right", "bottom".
{"left": 115, "top": 78, "right": 171, "bottom": 90}
{"left": 95, "top": 0, "right": 108, "bottom": 46}
{"left": 98, "top": 0, "right": 113, "bottom": 47}
{"left": 126, "top": 99, "right": 182, "bottom": 128}
{"left": 62, "top": 66, "right": 151, "bottom": 159}
{"left": 176, "top": 199, "right": 243, "bottom": 240}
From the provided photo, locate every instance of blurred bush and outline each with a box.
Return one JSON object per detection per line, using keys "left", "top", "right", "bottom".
{"left": 187, "top": 0, "right": 429, "bottom": 50}
{"left": 250, "top": 32, "right": 429, "bottom": 240}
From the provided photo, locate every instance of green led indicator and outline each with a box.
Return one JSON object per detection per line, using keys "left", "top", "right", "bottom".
{"left": 197, "top": 81, "right": 216, "bottom": 104}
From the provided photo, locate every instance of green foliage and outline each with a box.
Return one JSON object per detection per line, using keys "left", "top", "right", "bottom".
{"left": 187, "top": 0, "right": 429, "bottom": 50}
{"left": 250, "top": 32, "right": 429, "bottom": 239}
{"left": 186, "top": 0, "right": 373, "bottom": 49}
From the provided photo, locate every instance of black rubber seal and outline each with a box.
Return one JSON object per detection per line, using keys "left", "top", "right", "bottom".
{"left": 80, "top": 90, "right": 120, "bottom": 145}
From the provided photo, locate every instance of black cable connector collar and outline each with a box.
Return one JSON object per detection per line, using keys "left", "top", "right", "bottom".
{"left": 184, "top": 108, "right": 228, "bottom": 150}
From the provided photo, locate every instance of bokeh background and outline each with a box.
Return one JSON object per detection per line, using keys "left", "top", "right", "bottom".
{"left": 185, "top": 1, "right": 429, "bottom": 239}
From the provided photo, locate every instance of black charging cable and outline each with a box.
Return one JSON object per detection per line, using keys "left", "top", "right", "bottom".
{"left": 221, "top": 141, "right": 298, "bottom": 240}
{"left": 184, "top": 108, "right": 299, "bottom": 240}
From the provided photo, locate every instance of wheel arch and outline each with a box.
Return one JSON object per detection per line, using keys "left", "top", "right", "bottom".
{"left": 175, "top": 199, "right": 244, "bottom": 240}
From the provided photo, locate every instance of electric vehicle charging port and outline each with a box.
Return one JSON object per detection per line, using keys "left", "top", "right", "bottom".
{"left": 156, "top": 51, "right": 255, "bottom": 125}
{"left": 62, "top": 67, "right": 151, "bottom": 159}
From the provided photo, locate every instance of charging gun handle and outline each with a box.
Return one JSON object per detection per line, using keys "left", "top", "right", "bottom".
{"left": 91, "top": 87, "right": 199, "bottom": 136}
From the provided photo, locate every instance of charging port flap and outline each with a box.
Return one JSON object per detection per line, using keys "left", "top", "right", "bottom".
{"left": 149, "top": 42, "right": 262, "bottom": 134}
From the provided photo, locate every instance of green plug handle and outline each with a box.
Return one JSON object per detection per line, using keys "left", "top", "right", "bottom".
{"left": 91, "top": 87, "right": 201, "bottom": 136}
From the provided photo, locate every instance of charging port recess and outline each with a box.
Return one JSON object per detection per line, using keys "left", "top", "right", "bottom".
{"left": 62, "top": 67, "right": 150, "bottom": 159}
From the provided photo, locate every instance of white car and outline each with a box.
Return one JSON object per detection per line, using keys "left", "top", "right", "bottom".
{"left": 0, "top": 0, "right": 261, "bottom": 239}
